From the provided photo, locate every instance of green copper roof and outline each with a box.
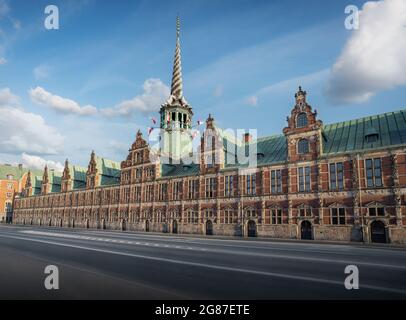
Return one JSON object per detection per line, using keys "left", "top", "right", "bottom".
{"left": 32, "top": 176, "right": 43, "bottom": 195}
{"left": 0, "top": 164, "right": 25, "bottom": 180}
{"left": 161, "top": 163, "right": 200, "bottom": 178}
{"left": 69, "top": 165, "right": 87, "bottom": 190}
{"left": 322, "top": 109, "right": 406, "bottom": 154}
{"left": 95, "top": 156, "right": 121, "bottom": 185}
{"left": 160, "top": 108, "right": 406, "bottom": 177}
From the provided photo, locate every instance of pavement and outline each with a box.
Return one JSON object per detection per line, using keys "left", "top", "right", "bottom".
{"left": 0, "top": 224, "right": 405, "bottom": 300}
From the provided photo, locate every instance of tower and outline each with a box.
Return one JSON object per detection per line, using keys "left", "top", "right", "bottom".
{"left": 159, "top": 16, "right": 193, "bottom": 161}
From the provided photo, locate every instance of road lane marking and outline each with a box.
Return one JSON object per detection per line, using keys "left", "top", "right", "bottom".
{"left": 1, "top": 233, "right": 406, "bottom": 296}
{"left": 17, "top": 230, "right": 406, "bottom": 270}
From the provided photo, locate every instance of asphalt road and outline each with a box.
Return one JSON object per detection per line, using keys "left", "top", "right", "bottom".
{"left": 0, "top": 224, "right": 405, "bottom": 300}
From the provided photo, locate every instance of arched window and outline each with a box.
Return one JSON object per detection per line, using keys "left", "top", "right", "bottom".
{"left": 298, "top": 139, "right": 309, "bottom": 154}
{"left": 296, "top": 113, "right": 308, "bottom": 128}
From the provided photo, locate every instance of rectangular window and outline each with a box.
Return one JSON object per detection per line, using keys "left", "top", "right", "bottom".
{"left": 330, "top": 207, "right": 346, "bottom": 225}
{"left": 245, "top": 173, "right": 256, "bottom": 195}
{"left": 205, "top": 178, "right": 215, "bottom": 198}
{"left": 188, "top": 180, "right": 197, "bottom": 199}
{"left": 172, "top": 181, "right": 182, "bottom": 200}
{"left": 299, "top": 207, "right": 312, "bottom": 217}
{"left": 365, "top": 158, "right": 382, "bottom": 188}
{"left": 329, "top": 162, "right": 344, "bottom": 191}
{"left": 369, "top": 207, "right": 385, "bottom": 216}
{"left": 298, "top": 166, "right": 311, "bottom": 192}
{"left": 271, "top": 170, "right": 282, "bottom": 194}
{"left": 271, "top": 208, "right": 283, "bottom": 224}
{"left": 224, "top": 175, "right": 233, "bottom": 197}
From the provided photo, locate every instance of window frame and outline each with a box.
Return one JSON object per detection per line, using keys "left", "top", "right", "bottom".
{"left": 297, "top": 139, "right": 309, "bottom": 154}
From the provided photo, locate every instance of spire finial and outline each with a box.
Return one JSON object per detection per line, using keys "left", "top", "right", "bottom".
{"left": 171, "top": 15, "right": 183, "bottom": 99}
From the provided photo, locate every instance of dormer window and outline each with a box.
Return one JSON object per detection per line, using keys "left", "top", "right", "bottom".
{"left": 296, "top": 113, "right": 308, "bottom": 128}
{"left": 365, "top": 127, "right": 379, "bottom": 143}
{"left": 298, "top": 139, "right": 309, "bottom": 154}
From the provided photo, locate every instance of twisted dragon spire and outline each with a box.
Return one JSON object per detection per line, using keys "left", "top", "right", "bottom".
{"left": 170, "top": 15, "right": 183, "bottom": 99}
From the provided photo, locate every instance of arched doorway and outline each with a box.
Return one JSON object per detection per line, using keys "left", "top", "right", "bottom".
{"left": 72, "top": 219, "right": 75, "bottom": 228}
{"left": 247, "top": 220, "right": 257, "bottom": 237}
{"left": 145, "top": 220, "right": 150, "bottom": 232}
{"left": 301, "top": 220, "right": 312, "bottom": 240}
{"left": 122, "top": 219, "right": 126, "bottom": 231}
{"left": 371, "top": 221, "right": 387, "bottom": 243}
{"left": 59, "top": 219, "right": 62, "bottom": 227}
{"left": 163, "top": 223, "right": 168, "bottom": 233}
{"left": 102, "top": 219, "right": 106, "bottom": 230}
{"left": 48, "top": 219, "right": 52, "bottom": 227}
{"left": 206, "top": 220, "right": 213, "bottom": 235}
{"left": 86, "top": 219, "right": 89, "bottom": 229}
{"left": 172, "top": 220, "right": 178, "bottom": 234}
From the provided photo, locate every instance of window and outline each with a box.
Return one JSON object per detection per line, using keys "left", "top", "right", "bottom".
{"left": 7, "top": 183, "right": 13, "bottom": 190}
{"left": 271, "top": 170, "right": 282, "bottom": 193}
{"left": 365, "top": 158, "right": 382, "bottom": 187}
{"left": 188, "top": 179, "right": 198, "bottom": 199}
{"left": 6, "top": 192, "right": 12, "bottom": 198}
{"left": 187, "top": 211, "right": 199, "bottom": 224}
{"left": 298, "top": 166, "right": 311, "bottom": 192}
{"left": 298, "top": 139, "right": 309, "bottom": 154}
{"left": 329, "top": 162, "right": 344, "bottom": 191}
{"left": 299, "top": 207, "right": 312, "bottom": 217}
{"left": 205, "top": 177, "right": 216, "bottom": 198}
{"left": 172, "top": 181, "right": 182, "bottom": 200}
{"left": 245, "top": 173, "right": 256, "bottom": 195}
{"left": 296, "top": 113, "right": 308, "bottom": 128}
{"left": 368, "top": 205, "right": 385, "bottom": 217}
{"left": 330, "top": 207, "right": 346, "bottom": 225}
{"left": 224, "top": 209, "right": 237, "bottom": 224}
{"left": 157, "top": 183, "right": 167, "bottom": 201}
{"left": 271, "top": 208, "right": 283, "bottom": 224}
{"left": 224, "top": 175, "right": 233, "bottom": 197}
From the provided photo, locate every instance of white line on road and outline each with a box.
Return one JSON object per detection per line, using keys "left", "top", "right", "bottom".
{"left": 17, "top": 230, "right": 405, "bottom": 270}
{"left": 1, "top": 233, "right": 406, "bottom": 296}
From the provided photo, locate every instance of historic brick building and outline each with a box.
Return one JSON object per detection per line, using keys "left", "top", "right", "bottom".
{"left": 0, "top": 164, "right": 41, "bottom": 223}
{"left": 12, "top": 18, "right": 406, "bottom": 244}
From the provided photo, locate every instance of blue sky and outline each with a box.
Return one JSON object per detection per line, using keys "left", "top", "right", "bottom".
{"left": 0, "top": 0, "right": 405, "bottom": 169}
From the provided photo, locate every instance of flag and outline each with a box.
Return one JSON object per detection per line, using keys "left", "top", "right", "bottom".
{"left": 197, "top": 120, "right": 203, "bottom": 125}
{"left": 148, "top": 127, "right": 154, "bottom": 135}
{"left": 150, "top": 117, "right": 157, "bottom": 124}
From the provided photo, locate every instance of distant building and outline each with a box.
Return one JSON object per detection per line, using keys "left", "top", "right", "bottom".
{"left": 13, "top": 18, "right": 406, "bottom": 244}
{"left": 0, "top": 164, "right": 41, "bottom": 223}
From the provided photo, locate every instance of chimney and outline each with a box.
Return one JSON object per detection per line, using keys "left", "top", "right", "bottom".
{"left": 243, "top": 133, "right": 252, "bottom": 143}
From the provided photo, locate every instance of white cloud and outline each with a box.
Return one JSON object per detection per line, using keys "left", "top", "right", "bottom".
{"left": 245, "top": 95, "right": 258, "bottom": 106}
{"left": 33, "top": 64, "right": 51, "bottom": 79}
{"left": 0, "top": 57, "right": 6, "bottom": 65}
{"left": 326, "top": 0, "right": 406, "bottom": 104}
{"left": 0, "top": 105, "right": 64, "bottom": 155}
{"left": 101, "top": 78, "right": 170, "bottom": 117}
{"left": 21, "top": 153, "right": 64, "bottom": 172}
{"left": 0, "top": 87, "right": 19, "bottom": 106}
{"left": 29, "top": 86, "right": 98, "bottom": 116}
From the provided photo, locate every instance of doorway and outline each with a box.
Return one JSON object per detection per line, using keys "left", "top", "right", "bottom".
{"left": 247, "top": 220, "right": 257, "bottom": 237}
{"left": 371, "top": 221, "right": 387, "bottom": 243}
{"left": 172, "top": 220, "right": 178, "bottom": 234}
{"left": 206, "top": 220, "right": 213, "bottom": 235}
{"left": 301, "top": 220, "right": 312, "bottom": 240}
